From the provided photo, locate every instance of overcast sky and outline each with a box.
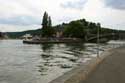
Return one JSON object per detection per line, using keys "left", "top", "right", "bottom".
{"left": 0, "top": 0, "right": 124, "bottom": 32}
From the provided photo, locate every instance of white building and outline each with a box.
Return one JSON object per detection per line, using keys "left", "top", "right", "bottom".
{"left": 22, "top": 34, "right": 32, "bottom": 40}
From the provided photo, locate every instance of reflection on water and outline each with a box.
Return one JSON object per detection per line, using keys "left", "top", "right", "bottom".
{"left": 41, "top": 44, "right": 54, "bottom": 52}
{"left": 0, "top": 40, "right": 119, "bottom": 83}
{"left": 38, "top": 43, "right": 85, "bottom": 76}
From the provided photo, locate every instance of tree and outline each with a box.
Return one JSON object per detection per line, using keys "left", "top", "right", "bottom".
{"left": 88, "top": 22, "right": 99, "bottom": 34}
{"left": 48, "top": 16, "right": 52, "bottom": 28}
{"left": 41, "top": 12, "right": 55, "bottom": 37}
{"left": 64, "top": 21, "right": 85, "bottom": 39}
{"left": 0, "top": 32, "right": 3, "bottom": 38}
{"left": 42, "top": 12, "right": 48, "bottom": 28}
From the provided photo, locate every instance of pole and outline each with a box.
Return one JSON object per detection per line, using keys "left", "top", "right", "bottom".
{"left": 118, "top": 26, "right": 121, "bottom": 47}
{"left": 113, "top": 28, "right": 115, "bottom": 48}
{"left": 97, "top": 23, "right": 100, "bottom": 58}
{"left": 118, "top": 28, "right": 120, "bottom": 41}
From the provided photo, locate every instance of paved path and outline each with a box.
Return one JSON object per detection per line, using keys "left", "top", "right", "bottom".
{"left": 81, "top": 46, "right": 125, "bottom": 83}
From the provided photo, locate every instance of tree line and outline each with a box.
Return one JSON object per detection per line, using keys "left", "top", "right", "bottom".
{"left": 7, "top": 11, "right": 124, "bottom": 41}
{"left": 41, "top": 12, "right": 117, "bottom": 41}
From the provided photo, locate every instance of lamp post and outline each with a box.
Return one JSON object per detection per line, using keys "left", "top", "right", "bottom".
{"left": 113, "top": 31, "right": 115, "bottom": 48}
{"left": 97, "top": 23, "right": 100, "bottom": 58}
{"left": 118, "top": 27, "right": 120, "bottom": 41}
{"left": 117, "top": 24, "right": 121, "bottom": 47}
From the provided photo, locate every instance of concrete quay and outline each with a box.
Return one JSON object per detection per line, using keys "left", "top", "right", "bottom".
{"left": 81, "top": 46, "right": 125, "bottom": 83}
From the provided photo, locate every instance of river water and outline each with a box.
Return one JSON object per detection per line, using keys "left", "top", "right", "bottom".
{"left": 0, "top": 40, "right": 122, "bottom": 83}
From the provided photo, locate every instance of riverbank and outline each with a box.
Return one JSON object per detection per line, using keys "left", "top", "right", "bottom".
{"left": 49, "top": 45, "right": 123, "bottom": 83}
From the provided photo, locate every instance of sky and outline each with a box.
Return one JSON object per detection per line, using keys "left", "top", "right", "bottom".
{"left": 0, "top": 0, "right": 124, "bottom": 32}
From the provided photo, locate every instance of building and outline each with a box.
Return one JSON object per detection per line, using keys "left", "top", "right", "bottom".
{"left": 22, "top": 34, "right": 32, "bottom": 40}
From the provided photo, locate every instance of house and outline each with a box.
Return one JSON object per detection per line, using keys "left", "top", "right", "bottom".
{"left": 55, "top": 26, "right": 64, "bottom": 38}
{"left": 56, "top": 31, "right": 63, "bottom": 38}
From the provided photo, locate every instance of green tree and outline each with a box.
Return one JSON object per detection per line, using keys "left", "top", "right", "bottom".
{"left": 41, "top": 12, "right": 55, "bottom": 37}
{"left": 48, "top": 16, "right": 52, "bottom": 28}
{"left": 97, "top": 23, "right": 101, "bottom": 34}
{"left": 42, "top": 12, "right": 48, "bottom": 28}
{"left": 64, "top": 21, "right": 85, "bottom": 39}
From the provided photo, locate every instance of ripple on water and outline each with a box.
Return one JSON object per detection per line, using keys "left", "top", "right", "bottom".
{"left": 0, "top": 40, "right": 117, "bottom": 83}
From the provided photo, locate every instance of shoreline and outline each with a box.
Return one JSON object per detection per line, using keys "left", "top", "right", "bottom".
{"left": 49, "top": 46, "right": 118, "bottom": 83}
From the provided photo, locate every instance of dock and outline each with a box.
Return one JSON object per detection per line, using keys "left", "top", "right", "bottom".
{"left": 23, "top": 38, "right": 83, "bottom": 44}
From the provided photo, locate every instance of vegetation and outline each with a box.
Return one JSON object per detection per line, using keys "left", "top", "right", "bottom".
{"left": 55, "top": 19, "right": 115, "bottom": 40}
{"left": 0, "top": 32, "right": 3, "bottom": 38}
{"left": 64, "top": 20, "right": 86, "bottom": 39}
{"left": 41, "top": 12, "right": 55, "bottom": 37}
{"left": 6, "top": 14, "right": 125, "bottom": 41}
{"left": 7, "top": 29, "right": 42, "bottom": 39}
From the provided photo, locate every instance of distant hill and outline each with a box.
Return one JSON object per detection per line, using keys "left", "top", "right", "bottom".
{"left": 7, "top": 29, "right": 41, "bottom": 39}
{"left": 0, "top": 32, "right": 3, "bottom": 38}
{"left": 0, "top": 32, "right": 8, "bottom": 39}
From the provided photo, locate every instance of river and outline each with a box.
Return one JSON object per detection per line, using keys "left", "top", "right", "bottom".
{"left": 0, "top": 40, "right": 122, "bottom": 83}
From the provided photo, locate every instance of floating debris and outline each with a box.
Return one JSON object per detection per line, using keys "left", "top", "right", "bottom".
{"left": 60, "top": 64, "right": 73, "bottom": 69}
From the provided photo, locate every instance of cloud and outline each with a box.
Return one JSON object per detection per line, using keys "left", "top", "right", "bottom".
{"left": 0, "top": 0, "right": 125, "bottom": 32}
{"left": 104, "top": 0, "right": 125, "bottom": 10}
{"left": 0, "top": 16, "right": 41, "bottom": 26}
{"left": 61, "top": 0, "right": 87, "bottom": 10}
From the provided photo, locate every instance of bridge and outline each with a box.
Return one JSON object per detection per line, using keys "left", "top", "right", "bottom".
{"left": 86, "top": 33, "right": 117, "bottom": 43}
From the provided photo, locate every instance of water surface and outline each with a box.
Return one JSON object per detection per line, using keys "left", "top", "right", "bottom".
{"left": 0, "top": 40, "right": 116, "bottom": 83}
